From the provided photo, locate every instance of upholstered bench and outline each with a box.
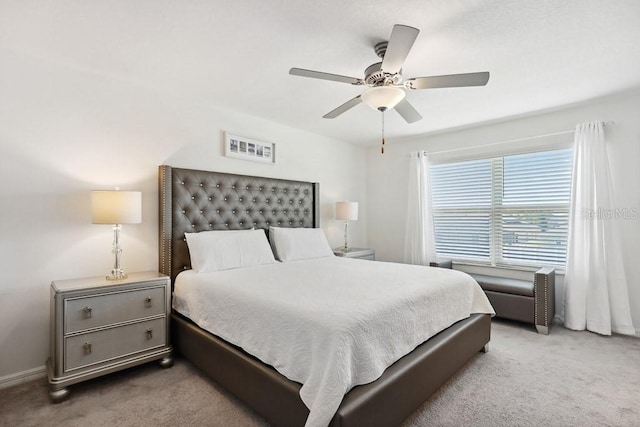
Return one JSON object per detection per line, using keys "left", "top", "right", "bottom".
{"left": 430, "top": 262, "right": 555, "bottom": 334}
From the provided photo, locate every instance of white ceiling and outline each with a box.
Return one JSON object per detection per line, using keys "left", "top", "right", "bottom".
{"left": 3, "top": 0, "right": 640, "bottom": 146}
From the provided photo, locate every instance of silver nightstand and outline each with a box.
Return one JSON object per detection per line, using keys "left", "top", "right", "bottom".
{"left": 333, "top": 247, "right": 375, "bottom": 261}
{"left": 47, "top": 271, "right": 173, "bottom": 403}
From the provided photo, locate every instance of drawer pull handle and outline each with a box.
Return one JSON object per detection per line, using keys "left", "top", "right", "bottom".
{"left": 83, "top": 342, "right": 92, "bottom": 355}
{"left": 146, "top": 328, "right": 153, "bottom": 339}
{"left": 145, "top": 296, "right": 152, "bottom": 308}
{"left": 83, "top": 306, "right": 92, "bottom": 319}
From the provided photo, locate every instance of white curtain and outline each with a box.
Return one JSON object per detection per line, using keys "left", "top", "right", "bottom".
{"left": 564, "top": 121, "right": 635, "bottom": 335}
{"left": 404, "top": 151, "right": 437, "bottom": 265}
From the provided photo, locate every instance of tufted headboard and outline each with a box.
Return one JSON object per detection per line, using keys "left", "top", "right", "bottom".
{"left": 159, "top": 165, "right": 320, "bottom": 284}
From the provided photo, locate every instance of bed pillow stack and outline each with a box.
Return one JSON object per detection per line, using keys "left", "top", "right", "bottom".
{"left": 185, "top": 227, "right": 336, "bottom": 271}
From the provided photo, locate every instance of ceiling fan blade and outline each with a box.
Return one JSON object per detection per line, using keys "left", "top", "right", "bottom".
{"left": 289, "top": 68, "right": 363, "bottom": 85}
{"left": 394, "top": 98, "right": 423, "bottom": 123}
{"left": 323, "top": 95, "right": 362, "bottom": 119}
{"left": 381, "top": 24, "right": 420, "bottom": 75}
{"left": 405, "top": 72, "right": 490, "bottom": 89}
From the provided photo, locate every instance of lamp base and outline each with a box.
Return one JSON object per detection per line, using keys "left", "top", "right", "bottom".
{"left": 106, "top": 270, "right": 128, "bottom": 281}
{"left": 343, "top": 220, "right": 350, "bottom": 253}
{"left": 107, "top": 225, "right": 127, "bottom": 281}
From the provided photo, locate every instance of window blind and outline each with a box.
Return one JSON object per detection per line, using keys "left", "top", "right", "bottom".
{"left": 430, "top": 148, "right": 573, "bottom": 268}
{"left": 431, "top": 158, "right": 492, "bottom": 261}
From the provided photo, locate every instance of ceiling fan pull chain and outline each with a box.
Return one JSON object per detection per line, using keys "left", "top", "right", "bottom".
{"left": 381, "top": 111, "right": 385, "bottom": 154}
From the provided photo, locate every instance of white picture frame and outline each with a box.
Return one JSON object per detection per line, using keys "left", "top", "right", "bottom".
{"left": 224, "top": 132, "right": 276, "bottom": 164}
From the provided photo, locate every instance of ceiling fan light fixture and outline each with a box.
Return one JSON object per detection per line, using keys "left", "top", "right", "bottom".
{"left": 361, "top": 86, "right": 405, "bottom": 111}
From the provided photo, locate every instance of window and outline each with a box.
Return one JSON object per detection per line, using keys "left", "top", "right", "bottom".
{"left": 430, "top": 149, "right": 573, "bottom": 268}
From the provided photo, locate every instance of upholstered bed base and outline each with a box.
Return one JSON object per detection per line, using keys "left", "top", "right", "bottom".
{"left": 159, "top": 165, "right": 491, "bottom": 426}
{"left": 172, "top": 312, "right": 490, "bottom": 427}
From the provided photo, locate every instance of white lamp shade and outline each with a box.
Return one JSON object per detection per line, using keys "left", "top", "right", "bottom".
{"left": 361, "top": 86, "right": 406, "bottom": 110}
{"left": 91, "top": 190, "right": 142, "bottom": 224}
{"left": 335, "top": 201, "right": 358, "bottom": 221}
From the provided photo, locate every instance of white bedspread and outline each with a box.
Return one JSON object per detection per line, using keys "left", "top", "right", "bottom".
{"left": 173, "top": 257, "right": 494, "bottom": 427}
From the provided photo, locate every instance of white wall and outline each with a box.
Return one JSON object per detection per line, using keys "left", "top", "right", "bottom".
{"left": 367, "top": 90, "right": 640, "bottom": 334}
{"left": 0, "top": 49, "right": 368, "bottom": 380}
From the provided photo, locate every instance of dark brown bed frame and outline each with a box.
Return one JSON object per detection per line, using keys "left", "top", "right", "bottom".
{"left": 159, "top": 165, "right": 491, "bottom": 427}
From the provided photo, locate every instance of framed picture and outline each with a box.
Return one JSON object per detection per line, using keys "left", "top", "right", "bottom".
{"left": 224, "top": 132, "right": 276, "bottom": 164}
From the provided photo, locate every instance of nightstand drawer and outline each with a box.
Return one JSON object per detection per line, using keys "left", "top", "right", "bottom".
{"left": 64, "top": 317, "right": 166, "bottom": 372}
{"left": 65, "top": 285, "right": 166, "bottom": 333}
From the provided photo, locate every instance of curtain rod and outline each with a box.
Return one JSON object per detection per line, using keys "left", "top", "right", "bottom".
{"left": 423, "top": 121, "right": 614, "bottom": 156}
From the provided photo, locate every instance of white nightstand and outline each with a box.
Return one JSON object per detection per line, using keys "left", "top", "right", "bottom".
{"left": 333, "top": 247, "right": 375, "bottom": 261}
{"left": 46, "top": 271, "right": 173, "bottom": 403}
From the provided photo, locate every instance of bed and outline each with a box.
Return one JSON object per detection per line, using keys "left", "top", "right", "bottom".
{"left": 159, "top": 165, "right": 493, "bottom": 427}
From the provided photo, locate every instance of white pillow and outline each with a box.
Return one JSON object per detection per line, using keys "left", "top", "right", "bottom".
{"left": 185, "top": 229, "right": 276, "bottom": 272}
{"left": 269, "top": 227, "right": 334, "bottom": 262}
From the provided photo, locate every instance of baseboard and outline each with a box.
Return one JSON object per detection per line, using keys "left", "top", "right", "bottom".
{"left": 0, "top": 366, "right": 46, "bottom": 390}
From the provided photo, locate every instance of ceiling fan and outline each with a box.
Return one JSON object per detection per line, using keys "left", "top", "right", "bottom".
{"left": 289, "top": 24, "right": 490, "bottom": 124}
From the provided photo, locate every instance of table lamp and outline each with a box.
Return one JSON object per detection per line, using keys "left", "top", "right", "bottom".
{"left": 91, "top": 189, "right": 142, "bottom": 280}
{"left": 335, "top": 201, "right": 358, "bottom": 252}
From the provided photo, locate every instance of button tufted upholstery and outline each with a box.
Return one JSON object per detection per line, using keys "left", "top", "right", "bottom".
{"left": 159, "top": 166, "right": 319, "bottom": 283}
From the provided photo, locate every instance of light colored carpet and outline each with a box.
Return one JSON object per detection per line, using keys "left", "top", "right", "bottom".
{"left": 1, "top": 320, "right": 639, "bottom": 427}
